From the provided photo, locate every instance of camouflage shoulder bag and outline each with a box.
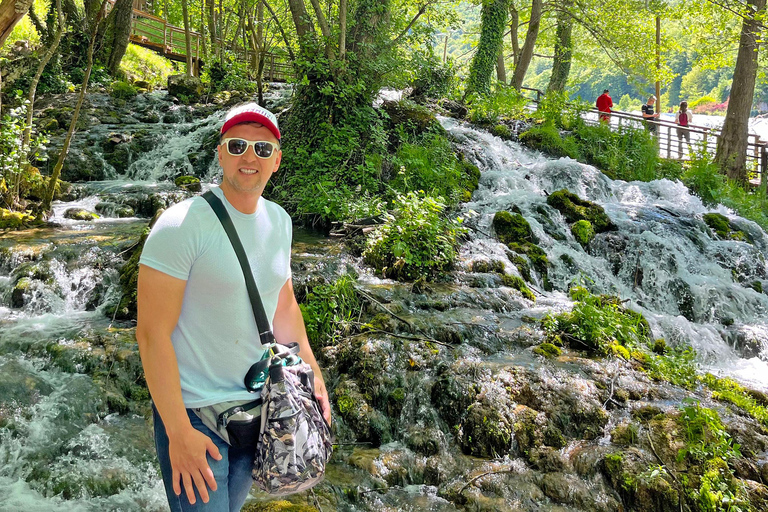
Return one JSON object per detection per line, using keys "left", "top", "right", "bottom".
{"left": 200, "top": 190, "right": 332, "bottom": 493}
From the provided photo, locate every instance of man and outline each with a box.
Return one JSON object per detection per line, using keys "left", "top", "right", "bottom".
{"left": 596, "top": 89, "right": 613, "bottom": 122}
{"left": 641, "top": 95, "right": 661, "bottom": 134}
{"left": 136, "top": 103, "right": 331, "bottom": 511}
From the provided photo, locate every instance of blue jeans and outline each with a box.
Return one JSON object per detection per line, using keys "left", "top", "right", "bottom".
{"left": 153, "top": 404, "right": 256, "bottom": 512}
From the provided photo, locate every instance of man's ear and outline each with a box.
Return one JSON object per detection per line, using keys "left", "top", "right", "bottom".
{"left": 272, "top": 151, "right": 282, "bottom": 174}
{"left": 217, "top": 143, "right": 223, "bottom": 166}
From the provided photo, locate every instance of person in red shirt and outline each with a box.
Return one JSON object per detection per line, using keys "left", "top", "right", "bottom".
{"left": 596, "top": 89, "right": 613, "bottom": 122}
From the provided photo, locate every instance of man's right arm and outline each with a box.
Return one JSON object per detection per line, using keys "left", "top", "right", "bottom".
{"left": 136, "top": 264, "right": 221, "bottom": 505}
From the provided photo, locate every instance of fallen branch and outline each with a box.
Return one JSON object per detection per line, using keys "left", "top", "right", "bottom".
{"left": 459, "top": 468, "right": 518, "bottom": 495}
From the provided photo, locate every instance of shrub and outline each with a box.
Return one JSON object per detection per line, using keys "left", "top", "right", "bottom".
{"left": 409, "top": 51, "right": 454, "bottom": 101}
{"left": 535, "top": 90, "right": 590, "bottom": 130}
{"left": 363, "top": 191, "right": 466, "bottom": 281}
{"left": 467, "top": 86, "right": 529, "bottom": 126}
{"left": 120, "top": 43, "right": 176, "bottom": 88}
{"left": 572, "top": 123, "right": 658, "bottom": 181}
{"left": 519, "top": 123, "right": 579, "bottom": 159}
{"left": 110, "top": 81, "right": 138, "bottom": 99}
{"left": 203, "top": 59, "right": 256, "bottom": 94}
{"left": 390, "top": 132, "right": 465, "bottom": 202}
{"left": 300, "top": 274, "right": 362, "bottom": 349}
{"left": 689, "top": 95, "right": 717, "bottom": 110}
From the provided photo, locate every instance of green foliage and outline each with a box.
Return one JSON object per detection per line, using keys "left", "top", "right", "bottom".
{"left": 682, "top": 151, "right": 768, "bottom": 231}
{"left": 541, "top": 286, "right": 651, "bottom": 356}
{"left": 689, "top": 95, "right": 718, "bottom": 109}
{"left": 109, "top": 81, "right": 138, "bottom": 99}
{"left": 536, "top": 91, "right": 590, "bottom": 130}
{"left": 702, "top": 374, "right": 768, "bottom": 428}
{"left": 389, "top": 132, "right": 466, "bottom": 203}
{"left": 0, "top": 102, "right": 48, "bottom": 208}
{"left": 677, "top": 400, "right": 750, "bottom": 512}
{"left": 300, "top": 274, "right": 362, "bottom": 349}
{"left": 519, "top": 123, "right": 580, "bottom": 159}
{"left": 572, "top": 123, "right": 658, "bottom": 182}
{"left": 533, "top": 342, "right": 561, "bottom": 358}
{"left": 202, "top": 59, "right": 256, "bottom": 94}
{"left": 571, "top": 220, "right": 595, "bottom": 247}
{"left": 641, "top": 346, "right": 699, "bottom": 389}
{"left": 363, "top": 191, "right": 466, "bottom": 281}
{"left": 119, "top": 43, "right": 176, "bottom": 88}
{"left": 467, "top": 86, "right": 529, "bottom": 125}
{"left": 409, "top": 50, "right": 455, "bottom": 101}
{"left": 68, "top": 65, "right": 111, "bottom": 89}
{"left": 465, "top": 0, "right": 508, "bottom": 96}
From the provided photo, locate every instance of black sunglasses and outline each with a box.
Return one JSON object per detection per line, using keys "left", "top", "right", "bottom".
{"left": 220, "top": 138, "right": 279, "bottom": 158}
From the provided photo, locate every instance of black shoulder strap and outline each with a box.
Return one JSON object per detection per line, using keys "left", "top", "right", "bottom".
{"left": 202, "top": 190, "right": 275, "bottom": 347}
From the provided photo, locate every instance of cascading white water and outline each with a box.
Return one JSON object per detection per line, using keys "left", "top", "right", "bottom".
{"left": 443, "top": 116, "right": 768, "bottom": 391}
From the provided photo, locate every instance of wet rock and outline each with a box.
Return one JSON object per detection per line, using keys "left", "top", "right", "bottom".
{"left": 0, "top": 208, "right": 39, "bottom": 230}
{"left": 704, "top": 212, "right": 750, "bottom": 242}
{"left": 602, "top": 449, "right": 679, "bottom": 511}
{"left": 380, "top": 100, "right": 445, "bottom": 138}
{"left": 492, "top": 211, "right": 535, "bottom": 245}
{"left": 167, "top": 74, "right": 204, "bottom": 101}
{"left": 174, "top": 175, "right": 202, "bottom": 192}
{"left": 547, "top": 189, "right": 615, "bottom": 232}
{"left": 64, "top": 208, "right": 99, "bottom": 221}
{"left": 431, "top": 361, "right": 484, "bottom": 428}
{"left": 439, "top": 99, "right": 468, "bottom": 119}
{"left": 334, "top": 378, "right": 390, "bottom": 445}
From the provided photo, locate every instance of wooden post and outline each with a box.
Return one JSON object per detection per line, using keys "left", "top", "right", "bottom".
{"left": 163, "top": 24, "right": 167, "bottom": 53}
{"left": 703, "top": 132, "right": 708, "bottom": 153}
{"left": 666, "top": 125, "right": 671, "bottom": 158}
{"left": 761, "top": 146, "right": 767, "bottom": 190}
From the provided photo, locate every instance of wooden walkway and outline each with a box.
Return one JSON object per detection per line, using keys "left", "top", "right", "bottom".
{"left": 111, "top": 1, "right": 292, "bottom": 81}
{"left": 522, "top": 87, "right": 768, "bottom": 187}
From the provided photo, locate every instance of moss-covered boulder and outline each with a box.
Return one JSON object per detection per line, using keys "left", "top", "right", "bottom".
{"left": 241, "top": 502, "right": 317, "bottom": 512}
{"left": 533, "top": 342, "right": 561, "bottom": 358}
{"left": 519, "top": 124, "right": 579, "bottom": 159}
{"left": 380, "top": 99, "right": 445, "bottom": 138}
{"left": 547, "top": 189, "right": 615, "bottom": 232}
{"left": 459, "top": 400, "right": 514, "bottom": 458}
{"left": 571, "top": 219, "right": 595, "bottom": 247}
{"left": 167, "top": 74, "right": 204, "bottom": 101}
{"left": 492, "top": 211, "right": 535, "bottom": 244}
{"left": 703, "top": 212, "right": 750, "bottom": 242}
{"left": 64, "top": 208, "right": 99, "bottom": 221}
{"left": 110, "top": 81, "right": 138, "bottom": 99}
{"left": 502, "top": 274, "right": 535, "bottom": 301}
{"left": 334, "top": 378, "right": 389, "bottom": 446}
{"left": 174, "top": 175, "right": 202, "bottom": 192}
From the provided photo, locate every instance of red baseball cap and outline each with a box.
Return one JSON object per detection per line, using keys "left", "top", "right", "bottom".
{"left": 220, "top": 103, "right": 280, "bottom": 141}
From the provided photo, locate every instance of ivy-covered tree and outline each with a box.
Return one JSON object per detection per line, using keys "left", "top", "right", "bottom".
{"left": 466, "top": 0, "right": 509, "bottom": 96}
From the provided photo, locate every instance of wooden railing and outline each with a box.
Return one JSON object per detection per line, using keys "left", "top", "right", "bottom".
{"left": 129, "top": 9, "right": 202, "bottom": 72}
{"left": 521, "top": 87, "right": 768, "bottom": 187}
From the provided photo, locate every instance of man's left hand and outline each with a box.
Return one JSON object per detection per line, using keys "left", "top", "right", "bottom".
{"left": 314, "top": 375, "right": 332, "bottom": 426}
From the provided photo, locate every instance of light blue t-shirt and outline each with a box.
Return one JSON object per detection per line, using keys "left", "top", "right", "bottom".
{"left": 139, "top": 186, "right": 292, "bottom": 407}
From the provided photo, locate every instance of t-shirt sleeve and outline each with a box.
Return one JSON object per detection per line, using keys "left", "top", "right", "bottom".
{"left": 139, "top": 202, "right": 204, "bottom": 281}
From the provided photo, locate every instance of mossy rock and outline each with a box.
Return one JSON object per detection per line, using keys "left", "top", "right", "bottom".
{"left": 167, "top": 74, "right": 204, "bottom": 100}
{"left": 380, "top": 99, "right": 444, "bottom": 137}
{"left": 533, "top": 342, "right": 561, "bottom": 358}
{"left": 519, "top": 124, "right": 579, "bottom": 159}
{"left": 64, "top": 208, "right": 100, "bottom": 221}
{"left": 334, "top": 378, "right": 389, "bottom": 446}
{"left": 703, "top": 212, "right": 750, "bottom": 242}
{"left": 508, "top": 253, "right": 532, "bottom": 282}
{"left": 571, "top": 220, "right": 595, "bottom": 247}
{"left": 507, "top": 242, "right": 549, "bottom": 276}
{"left": 0, "top": 208, "right": 39, "bottom": 230}
{"left": 547, "top": 189, "right": 615, "bottom": 233}
{"left": 174, "top": 175, "right": 202, "bottom": 192}
{"left": 502, "top": 274, "right": 535, "bottom": 301}
{"left": 110, "top": 81, "right": 138, "bottom": 99}
{"left": 491, "top": 124, "right": 512, "bottom": 139}
{"left": 493, "top": 211, "right": 535, "bottom": 244}
{"left": 11, "top": 277, "right": 32, "bottom": 308}
{"left": 610, "top": 421, "right": 639, "bottom": 446}
{"left": 471, "top": 259, "right": 505, "bottom": 274}
{"left": 459, "top": 401, "right": 513, "bottom": 458}
{"left": 457, "top": 153, "right": 481, "bottom": 192}
{"left": 602, "top": 450, "right": 679, "bottom": 512}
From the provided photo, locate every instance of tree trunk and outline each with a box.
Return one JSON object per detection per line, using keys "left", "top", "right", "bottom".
{"left": 0, "top": 0, "right": 34, "bottom": 47}
{"left": 510, "top": 0, "right": 542, "bottom": 90}
{"left": 339, "top": 0, "right": 347, "bottom": 61}
{"left": 547, "top": 4, "right": 573, "bottom": 93}
{"left": 714, "top": 0, "right": 766, "bottom": 182}
{"left": 466, "top": 0, "right": 509, "bottom": 96}
{"left": 181, "top": 0, "right": 193, "bottom": 75}
{"left": 496, "top": 47, "right": 506, "bottom": 83}
{"left": 287, "top": 0, "right": 315, "bottom": 45}
{"left": 43, "top": 0, "right": 109, "bottom": 213}
{"left": 106, "top": 0, "right": 132, "bottom": 75}
{"left": 206, "top": 0, "right": 216, "bottom": 61}
{"left": 509, "top": 3, "right": 519, "bottom": 67}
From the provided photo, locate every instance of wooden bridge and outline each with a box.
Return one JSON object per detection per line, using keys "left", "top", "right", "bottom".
{"left": 522, "top": 87, "right": 768, "bottom": 187}
{"left": 114, "top": 0, "right": 292, "bottom": 81}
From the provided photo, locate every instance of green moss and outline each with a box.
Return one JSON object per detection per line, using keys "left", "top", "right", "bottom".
{"left": 110, "top": 80, "right": 138, "bottom": 99}
{"left": 493, "top": 211, "right": 535, "bottom": 244}
{"left": 174, "top": 175, "right": 202, "bottom": 192}
{"left": 571, "top": 220, "right": 595, "bottom": 247}
{"left": 471, "top": 259, "right": 506, "bottom": 274}
{"left": 519, "top": 123, "right": 579, "bottom": 159}
{"left": 491, "top": 124, "right": 512, "bottom": 139}
{"left": 63, "top": 209, "right": 100, "bottom": 221}
{"left": 543, "top": 425, "right": 566, "bottom": 449}
{"left": 610, "top": 422, "right": 639, "bottom": 445}
{"left": 502, "top": 274, "right": 535, "bottom": 301}
{"left": 749, "top": 281, "right": 763, "bottom": 293}
{"left": 508, "top": 254, "right": 532, "bottom": 282}
{"left": 241, "top": 501, "right": 318, "bottom": 512}
{"left": 547, "top": 189, "right": 615, "bottom": 232}
{"left": 507, "top": 242, "right": 549, "bottom": 276}
{"left": 533, "top": 342, "right": 561, "bottom": 358}
{"left": 652, "top": 338, "right": 667, "bottom": 355}
{"left": 703, "top": 212, "right": 750, "bottom": 242}
{"left": 702, "top": 373, "right": 768, "bottom": 428}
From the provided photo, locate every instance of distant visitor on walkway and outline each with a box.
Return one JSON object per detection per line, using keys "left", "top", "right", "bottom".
{"left": 675, "top": 101, "right": 693, "bottom": 157}
{"left": 596, "top": 89, "right": 613, "bottom": 122}
{"left": 642, "top": 95, "right": 660, "bottom": 134}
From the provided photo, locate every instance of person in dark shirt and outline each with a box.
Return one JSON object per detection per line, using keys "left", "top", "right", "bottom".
{"left": 641, "top": 95, "right": 660, "bottom": 134}
{"left": 596, "top": 89, "right": 613, "bottom": 122}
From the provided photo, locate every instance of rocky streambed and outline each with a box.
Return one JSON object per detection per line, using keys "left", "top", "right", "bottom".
{"left": 1, "top": 87, "right": 768, "bottom": 511}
